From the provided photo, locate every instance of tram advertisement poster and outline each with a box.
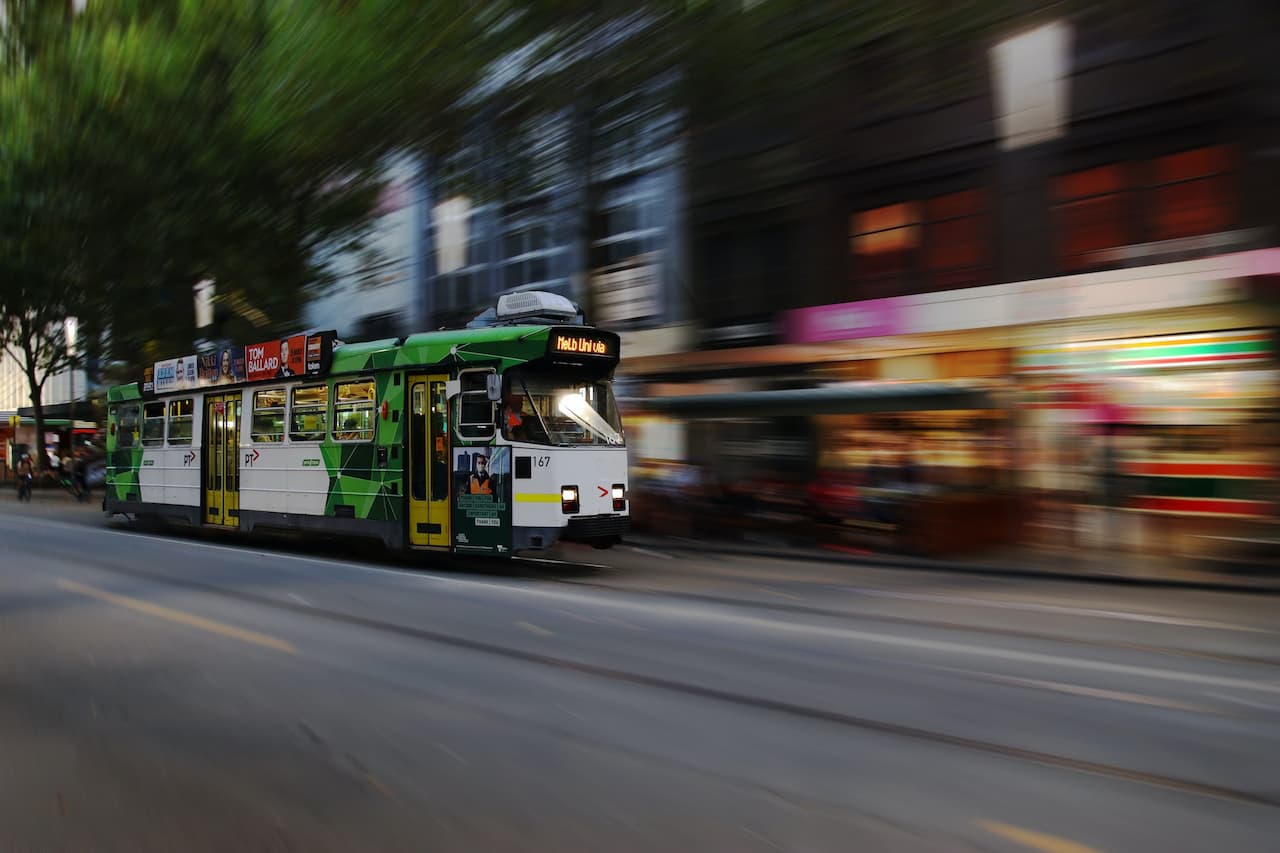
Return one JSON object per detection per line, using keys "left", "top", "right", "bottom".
{"left": 452, "top": 446, "right": 512, "bottom": 553}
{"left": 174, "top": 355, "right": 197, "bottom": 390}
{"left": 245, "top": 339, "right": 283, "bottom": 382}
{"left": 197, "top": 352, "right": 219, "bottom": 386}
{"left": 212, "top": 347, "right": 243, "bottom": 385}
{"left": 153, "top": 358, "right": 178, "bottom": 394}
{"left": 141, "top": 366, "right": 154, "bottom": 395}
{"left": 304, "top": 331, "right": 336, "bottom": 376}
{"left": 280, "top": 335, "right": 306, "bottom": 378}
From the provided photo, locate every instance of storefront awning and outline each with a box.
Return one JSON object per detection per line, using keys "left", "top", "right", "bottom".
{"left": 624, "top": 382, "right": 1000, "bottom": 419}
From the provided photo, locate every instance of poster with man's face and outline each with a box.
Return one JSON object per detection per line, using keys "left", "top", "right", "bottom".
{"left": 452, "top": 447, "right": 511, "bottom": 552}
{"left": 280, "top": 335, "right": 306, "bottom": 377}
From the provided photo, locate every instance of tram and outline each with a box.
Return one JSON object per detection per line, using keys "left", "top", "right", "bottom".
{"left": 103, "top": 292, "right": 629, "bottom": 556}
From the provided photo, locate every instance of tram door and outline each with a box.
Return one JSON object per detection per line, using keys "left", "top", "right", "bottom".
{"left": 407, "top": 375, "right": 451, "bottom": 547}
{"left": 204, "top": 394, "right": 242, "bottom": 527}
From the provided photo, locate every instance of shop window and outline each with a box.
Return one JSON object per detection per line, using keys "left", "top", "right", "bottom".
{"left": 1148, "top": 145, "right": 1235, "bottom": 242}
{"left": 924, "top": 190, "right": 990, "bottom": 290}
{"left": 141, "top": 402, "right": 165, "bottom": 446}
{"left": 252, "top": 388, "right": 286, "bottom": 443}
{"left": 289, "top": 385, "right": 328, "bottom": 443}
{"left": 167, "top": 399, "right": 194, "bottom": 445}
{"left": 850, "top": 202, "right": 921, "bottom": 297}
{"left": 1052, "top": 163, "right": 1132, "bottom": 271}
{"left": 333, "top": 379, "right": 376, "bottom": 442}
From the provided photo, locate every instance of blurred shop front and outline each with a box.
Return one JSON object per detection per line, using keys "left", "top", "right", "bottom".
{"left": 1017, "top": 328, "right": 1278, "bottom": 559}
{"left": 621, "top": 249, "right": 1280, "bottom": 563}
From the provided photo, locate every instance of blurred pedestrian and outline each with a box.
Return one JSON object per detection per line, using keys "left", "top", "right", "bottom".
{"left": 73, "top": 452, "right": 89, "bottom": 502}
{"left": 15, "top": 454, "right": 33, "bottom": 502}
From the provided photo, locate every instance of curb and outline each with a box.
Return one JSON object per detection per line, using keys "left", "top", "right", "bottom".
{"left": 625, "top": 536, "right": 1280, "bottom": 595}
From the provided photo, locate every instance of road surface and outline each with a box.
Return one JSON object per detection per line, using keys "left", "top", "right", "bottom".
{"left": 1, "top": 498, "right": 1278, "bottom": 851}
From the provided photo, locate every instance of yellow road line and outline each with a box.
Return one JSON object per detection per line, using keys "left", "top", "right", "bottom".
{"left": 57, "top": 579, "right": 297, "bottom": 655}
{"left": 514, "top": 493, "right": 562, "bottom": 503}
{"left": 977, "top": 820, "right": 1104, "bottom": 853}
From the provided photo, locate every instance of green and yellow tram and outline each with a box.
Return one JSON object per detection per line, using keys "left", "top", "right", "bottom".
{"left": 104, "top": 292, "right": 629, "bottom": 556}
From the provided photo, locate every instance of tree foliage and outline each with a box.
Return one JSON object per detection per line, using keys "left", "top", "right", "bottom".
{"left": 0, "top": 0, "right": 500, "bottom": 381}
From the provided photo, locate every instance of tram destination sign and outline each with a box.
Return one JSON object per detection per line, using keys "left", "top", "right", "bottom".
{"left": 547, "top": 330, "right": 617, "bottom": 360}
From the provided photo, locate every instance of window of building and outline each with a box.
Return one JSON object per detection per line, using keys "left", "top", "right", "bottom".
{"left": 1148, "top": 145, "right": 1235, "bottom": 242}
{"left": 924, "top": 190, "right": 990, "bottom": 290}
{"left": 1052, "top": 163, "right": 1132, "bottom": 271}
{"left": 167, "top": 399, "right": 194, "bottom": 445}
{"left": 252, "top": 389, "right": 286, "bottom": 443}
{"left": 141, "top": 402, "right": 165, "bottom": 446}
{"left": 850, "top": 203, "right": 921, "bottom": 295}
{"left": 333, "top": 380, "right": 376, "bottom": 442}
{"left": 290, "top": 385, "right": 328, "bottom": 442}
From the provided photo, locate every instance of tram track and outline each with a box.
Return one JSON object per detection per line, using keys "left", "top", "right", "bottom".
{"left": 18, "top": 512, "right": 1280, "bottom": 668}
{"left": 34, "top": 539, "right": 1280, "bottom": 812}
{"left": 80, "top": 518, "right": 1280, "bottom": 669}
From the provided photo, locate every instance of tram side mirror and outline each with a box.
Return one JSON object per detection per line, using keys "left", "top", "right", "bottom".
{"left": 486, "top": 374, "right": 502, "bottom": 402}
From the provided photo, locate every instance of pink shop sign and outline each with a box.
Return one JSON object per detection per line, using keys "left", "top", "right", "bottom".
{"left": 783, "top": 296, "right": 909, "bottom": 344}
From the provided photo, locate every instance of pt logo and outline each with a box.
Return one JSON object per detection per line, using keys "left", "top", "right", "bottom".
{"left": 244, "top": 448, "right": 260, "bottom": 467}
{"left": 183, "top": 450, "right": 196, "bottom": 466}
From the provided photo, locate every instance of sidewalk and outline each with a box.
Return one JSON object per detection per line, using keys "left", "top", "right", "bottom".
{"left": 625, "top": 531, "right": 1280, "bottom": 594}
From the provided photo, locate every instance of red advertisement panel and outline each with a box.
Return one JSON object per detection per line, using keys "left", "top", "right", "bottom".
{"left": 279, "top": 334, "right": 306, "bottom": 378}
{"left": 245, "top": 340, "right": 282, "bottom": 382}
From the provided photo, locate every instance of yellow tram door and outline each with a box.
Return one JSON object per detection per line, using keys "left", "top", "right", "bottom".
{"left": 203, "top": 394, "right": 242, "bottom": 527}
{"left": 407, "top": 375, "right": 451, "bottom": 547}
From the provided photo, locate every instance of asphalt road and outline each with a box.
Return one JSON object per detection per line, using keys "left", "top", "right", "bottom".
{"left": 2, "top": 497, "right": 1279, "bottom": 851}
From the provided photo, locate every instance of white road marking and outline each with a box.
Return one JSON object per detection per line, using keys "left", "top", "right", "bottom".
{"left": 623, "top": 545, "right": 674, "bottom": 561}
{"left": 844, "top": 587, "right": 1277, "bottom": 634}
{"left": 1204, "top": 692, "right": 1280, "bottom": 712}
{"left": 288, "top": 592, "right": 311, "bottom": 606}
{"left": 948, "top": 669, "right": 1220, "bottom": 714}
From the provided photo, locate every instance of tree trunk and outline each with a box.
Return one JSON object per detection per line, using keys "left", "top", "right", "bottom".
{"left": 25, "top": 366, "right": 48, "bottom": 475}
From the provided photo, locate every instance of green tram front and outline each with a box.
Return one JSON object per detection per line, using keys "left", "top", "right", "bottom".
{"left": 103, "top": 292, "right": 630, "bottom": 557}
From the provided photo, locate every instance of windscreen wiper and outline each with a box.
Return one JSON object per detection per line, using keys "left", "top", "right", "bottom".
{"left": 520, "top": 377, "right": 555, "bottom": 444}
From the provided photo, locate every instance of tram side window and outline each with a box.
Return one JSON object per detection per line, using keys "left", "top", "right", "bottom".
{"left": 456, "top": 370, "right": 496, "bottom": 440}
{"left": 290, "top": 385, "right": 328, "bottom": 442}
{"left": 117, "top": 404, "right": 141, "bottom": 448}
{"left": 333, "top": 379, "right": 376, "bottom": 442}
{"left": 252, "top": 389, "right": 286, "bottom": 443}
{"left": 167, "top": 398, "right": 194, "bottom": 445}
{"left": 142, "top": 402, "right": 166, "bottom": 446}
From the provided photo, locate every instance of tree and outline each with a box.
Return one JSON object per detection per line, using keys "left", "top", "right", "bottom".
{"left": 0, "top": 180, "right": 84, "bottom": 473}
{"left": 0, "top": 0, "right": 505, "bottom": 388}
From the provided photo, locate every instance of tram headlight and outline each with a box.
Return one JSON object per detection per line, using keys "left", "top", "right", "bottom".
{"left": 612, "top": 484, "right": 626, "bottom": 512}
{"left": 561, "top": 486, "right": 579, "bottom": 514}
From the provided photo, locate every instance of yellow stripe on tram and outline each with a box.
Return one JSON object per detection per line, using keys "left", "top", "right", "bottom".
{"left": 514, "top": 493, "right": 563, "bottom": 503}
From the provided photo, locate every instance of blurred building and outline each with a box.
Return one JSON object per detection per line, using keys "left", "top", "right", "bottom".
{"left": 304, "top": 155, "right": 428, "bottom": 342}
{"left": 420, "top": 82, "right": 690, "bottom": 348}
{"left": 623, "top": 2, "right": 1280, "bottom": 558}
